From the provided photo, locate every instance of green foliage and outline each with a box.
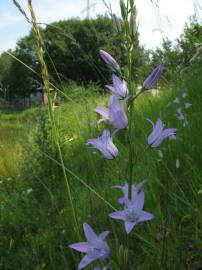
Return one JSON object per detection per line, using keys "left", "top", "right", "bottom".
{"left": 0, "top": 16, "right": 149, "bottom": 102}
{"left": 150, "top": 18, "right": 202, "bottom": 83}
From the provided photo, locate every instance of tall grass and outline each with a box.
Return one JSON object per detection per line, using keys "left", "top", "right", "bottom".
{"left": 1, "top": 76, "right": 201, "bottom": 269}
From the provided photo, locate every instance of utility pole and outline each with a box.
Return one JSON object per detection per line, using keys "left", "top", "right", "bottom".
{"left": 87, "top": 0, "right": 90, "bottom": 19}
{"left": 81, "top": 0, "right": 97, "bottom": 19}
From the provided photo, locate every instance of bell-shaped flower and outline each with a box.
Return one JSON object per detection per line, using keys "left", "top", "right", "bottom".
{"left": 106, "top": 74, "right": 128, "bottom": 99}
{"left": 100, "top": 50, "right": 119, "bottom": 71}
{"left": 109, "top": 191, "right": 154, "bottom": 234}
{"left": 184, "top": 102, "right": 192, "bottom": 109}
{"left": 182, "top": 92, "right": 188, "bottom": 99}
{"left": 173, "top": 97, "right": 180, "bottom": 104}
{"left": 112, "top": 180, "right": 146, "bottom": 205}
{"left": 147, "top": 118, "right": 177, "bottom": 148}
{"left": 94, "top": 263, "right": 111, "bottom": 270}
{"left": 177, "top": 113, "right": 185, "bottom": 121}
{"left": 69, "top": 223, "right": 110, "bottom": 270}
{"left": 176, "top": 108, "right": 185, "bottom": 121}
{"left": 108, "top": 96, "right": 128, "bottom": 129}
{"left": 87, "top": 129, "right": 118, "bottom": 159}
{"left": 94, "top": 96, "right": 128, "bottom": 129}
{"left": 143, "top": 64, "right": 164, "bottom": 89}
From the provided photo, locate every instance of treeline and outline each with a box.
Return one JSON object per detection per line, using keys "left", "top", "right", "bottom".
{"left": 0, "top": 16, "right": 202, "bottom": 101}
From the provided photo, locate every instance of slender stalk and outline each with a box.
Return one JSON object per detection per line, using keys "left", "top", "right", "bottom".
{"left": 27, "top": 0, "right": 80, "bottom": 240}
{"left": 128, "top": 50, "right": 134, "bottom": 200}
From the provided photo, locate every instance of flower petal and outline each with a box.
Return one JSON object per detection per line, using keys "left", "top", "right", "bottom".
{"left": 99, "top": 231, "right": 110, "bottom": 240}
{"left": 94, "top": 106, "right": 109, "bottom": 120}
{"left": 124, "top": 221, "right": 136, "bottom": 234}
{"left": 138, "top": 211, "right": 154, "bottom": 222}
{"left": 109, "top": 210, "right": 126, "bottom": 220}
{"left": 83, "top": 223, "right": 98, "bottom": 243}
{"left": 78, "top": 254, "right": 96, "bottom": 270}
{"left": 69, "top": 242, "right": 89, "bottom": 253}
{"left": 132, "top": 191, "right": 145, "bottom": 211}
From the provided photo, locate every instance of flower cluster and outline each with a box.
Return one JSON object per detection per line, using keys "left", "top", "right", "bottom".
{"left": 87, "top": 51, "right": 168, "bottom": 159}
{"left": 87, "top": 51, "right": 129, "bottom": 159}
{"left": 174, "top": 91, "right": 192, "bottom": 127}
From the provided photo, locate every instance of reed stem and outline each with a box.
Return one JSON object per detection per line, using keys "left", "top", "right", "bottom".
{"left": 28, "top": 0, "right": 80, "bottom": 240}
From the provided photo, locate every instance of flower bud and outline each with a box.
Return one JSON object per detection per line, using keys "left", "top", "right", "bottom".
{"left": 130, "top": 6, "right": 137, "bottom": 36}
{"left": 112, "top": 13, "right": 122, "bottom": 33}
{"left": 130, "top": 0, "right": 134, "bottom": 8}
{"left": 120, "top": 0, "right": 127, "bottom": 20}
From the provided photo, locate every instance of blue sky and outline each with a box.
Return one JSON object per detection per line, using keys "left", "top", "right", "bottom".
{"left": 0, "top": 0, "right": 198, "bottom": 53}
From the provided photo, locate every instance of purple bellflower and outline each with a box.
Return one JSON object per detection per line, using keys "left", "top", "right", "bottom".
{"left": 106, "top": 74, "right": 128, "bottom": 99}
{"left": 143, "top": 64, "right": 164, "bottom": 89}
{"left": 94, "top": 96, "right": 128, "bottom": 129}
{"left": 100, "top": 50, "right": 119, "bottom": 71}
{"left": 173, "top": 97, "right": 180, "bottom": 104}
{"left": 182, "top": 92, "right": 188, "bottom": 99}
{"left": 94, "top": 263, "right": 111, "bottom": 270}
{"left": 176, "top": 108, "right": 185, "bottom": 121}
{"left": 69, "top": 223, "right": 110, "bottom": 270}
{"left": 184, "top": 102, "right": 192, "bottom": 109}
{"left": 177, "top": 113, "right": 185, "bottom": 121}
{"left": 112, "top": 180, "right": 146, "bottom": 205}
{"left": 87, "top": 129, "right": 118, "bottom": 159}
{"left": 109, "top": 191, "right": 154, "bottom": 234}
{"left": 147, "top": 118, "right": 177, "bottom": 148}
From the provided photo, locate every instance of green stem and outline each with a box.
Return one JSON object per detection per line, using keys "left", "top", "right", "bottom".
{"left": 128, "top": 50, "right": 134, "bottom": 200}
{"left": 28, "top": 0, "right": 80, "bottom": 240}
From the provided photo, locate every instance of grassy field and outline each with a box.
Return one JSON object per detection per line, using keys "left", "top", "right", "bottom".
{"left": 0, "top": 110, "right": 28, "bottom": 179}
{"left": 0, "top": 73, "right": 202, "bottom": 269}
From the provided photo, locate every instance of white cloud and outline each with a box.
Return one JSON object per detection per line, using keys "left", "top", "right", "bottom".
{"left": 0, "top": 12, "right": 24, "bottom": 29}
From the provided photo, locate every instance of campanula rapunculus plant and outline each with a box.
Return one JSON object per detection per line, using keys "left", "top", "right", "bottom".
{"left": 94, "top": 96, "right": 128, "bottom": 129}
{"left": 100, "top": 50, "right": 119, "bottom": 71}
{"left": 69, "top": 223, "right": 110, "bottom": 270}
{"left": 87, "top": 129, "right": 118, "bottom": 159}
{"left": 147, "top": 118, "right": 177, "bottom": 147}
{"left": 109, "top": 191, "right": 154, "bottom": 234}
{"left": 106, "top": 74, "right": 129, "bottom": 99}
{"left": 143, "top": 64, "right": 164, "bottom": 89}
